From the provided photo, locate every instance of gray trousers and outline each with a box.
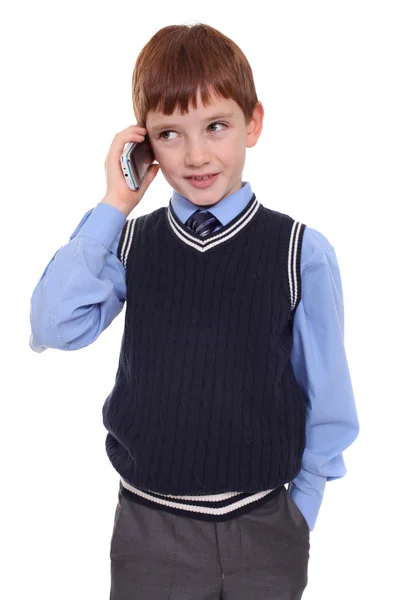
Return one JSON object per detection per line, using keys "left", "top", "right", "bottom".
{"left": 109, "top": 485, "right": 310, "bottom": 599}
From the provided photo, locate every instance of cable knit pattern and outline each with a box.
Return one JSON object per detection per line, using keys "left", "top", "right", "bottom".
{"left": 102, "top": 195, "right": 307, "bottom": 521}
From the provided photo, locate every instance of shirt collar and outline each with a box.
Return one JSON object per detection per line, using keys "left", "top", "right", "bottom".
{"left": 170, "top": 181, "right": 253, "bottom": 226}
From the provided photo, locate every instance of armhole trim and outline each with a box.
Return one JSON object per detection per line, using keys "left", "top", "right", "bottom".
{"left": 117, "top": 218, "right": 135, "bottom": 268}
{"left": 288, "top": 221, "right": 306, "bottom": 313}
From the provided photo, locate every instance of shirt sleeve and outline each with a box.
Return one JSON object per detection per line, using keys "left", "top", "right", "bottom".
{"left": 29, "top": 202, "right": 128, "bottom": 352}
{"left": 289, "top": 230, "right": 360, "bottom": 531}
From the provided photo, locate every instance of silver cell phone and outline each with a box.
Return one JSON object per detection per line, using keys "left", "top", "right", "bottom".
{"left": 120, "top": 135, "right": 155, "bottom": 190}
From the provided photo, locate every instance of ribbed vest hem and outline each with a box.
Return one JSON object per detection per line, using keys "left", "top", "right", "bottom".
{"left": 119, "top": 477, "right": 283, "bottom": 522}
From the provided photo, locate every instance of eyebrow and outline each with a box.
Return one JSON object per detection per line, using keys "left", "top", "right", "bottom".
{"left": 149, "top": 112, "right": 235, "bottom": 132}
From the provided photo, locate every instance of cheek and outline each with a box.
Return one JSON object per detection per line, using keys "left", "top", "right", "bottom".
{"left": 222, "top": 145, "right": 241, "bottom": 164}
{"left": 154, "top": 148, "right": 178, "bottom": 170}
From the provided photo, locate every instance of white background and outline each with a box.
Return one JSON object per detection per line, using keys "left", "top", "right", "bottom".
{"left": 2, "top": 1, "right": 399, "bottom": 598}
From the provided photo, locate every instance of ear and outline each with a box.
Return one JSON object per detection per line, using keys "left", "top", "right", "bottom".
{"left": 246, "top": 101, "right": 264, "bottom": 148}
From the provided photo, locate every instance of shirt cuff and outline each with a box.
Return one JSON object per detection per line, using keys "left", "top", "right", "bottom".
{"left": 29, "top": 333, "right": 47, "bottom": 353}
{"left": 289, "top": 474, "right": 326, "bottom": 531}
{"left": 77, "top": 202, "right": 127, "bottom": 250}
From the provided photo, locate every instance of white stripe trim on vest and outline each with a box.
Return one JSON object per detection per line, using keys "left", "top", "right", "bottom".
{"left": 288, "top": 220, "right": 302, "bottom": 311}
{"left": 167, "top": 197, "right": 260, "bottom": 253}
{"left": 120, "top": 478, "right": 276, "bottom": 515}
{"left": 120, "top": 218, "right": 136, "bottom": 268}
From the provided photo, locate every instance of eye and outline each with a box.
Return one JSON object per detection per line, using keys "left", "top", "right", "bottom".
{"left": 208, "top": 121, "right": 227, "bottom": 132}
{"left": 158, "top": 121, "right": 227, "bottom": 141}
{"left": 158, "top": 130, "right": 177, "bottom": 141}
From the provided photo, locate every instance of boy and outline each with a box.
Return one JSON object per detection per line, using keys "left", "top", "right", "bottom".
{"left": 29, "top": 23, "right": 359, "bottom": 600}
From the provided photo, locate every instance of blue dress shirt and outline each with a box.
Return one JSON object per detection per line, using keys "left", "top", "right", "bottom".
{"left": 29, "top": 181, "right": 359, "bottom": 531}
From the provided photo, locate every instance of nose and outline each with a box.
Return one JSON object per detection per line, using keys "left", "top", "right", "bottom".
{"left": 184, "top": 139, "right": 211, "bottom": 168}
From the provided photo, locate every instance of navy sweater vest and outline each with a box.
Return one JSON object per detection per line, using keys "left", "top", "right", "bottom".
{"left": 102, "top": 193, "right": 308, "bottom": 520}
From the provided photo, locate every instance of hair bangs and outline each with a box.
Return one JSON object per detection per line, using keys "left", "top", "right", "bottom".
{"left": 132, "top": 24, "right": 258, "bottom": 128}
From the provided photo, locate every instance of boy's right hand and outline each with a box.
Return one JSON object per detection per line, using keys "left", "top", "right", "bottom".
{"left": 101, "top": 124, "right": 160, "bottom": 217}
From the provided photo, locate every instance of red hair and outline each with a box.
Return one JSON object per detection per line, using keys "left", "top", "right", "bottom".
{"left": 132, "top": 23, "right": 259, "bottom": 128}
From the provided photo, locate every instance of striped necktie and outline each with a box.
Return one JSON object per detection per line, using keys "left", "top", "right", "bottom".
{"left": 186, "top": 209, "right": 221, "bottom": 237}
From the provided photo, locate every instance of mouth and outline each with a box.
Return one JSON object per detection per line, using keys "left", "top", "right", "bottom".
{"left": 185, "top": 173, "right": 219, "bottom": 180}
{"left": 185, "top": 173, "right": 220, "bottom": 188}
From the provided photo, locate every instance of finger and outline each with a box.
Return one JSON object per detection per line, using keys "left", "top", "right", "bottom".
{"left": 113, "top": 133, "right": 146, "bottom": 156}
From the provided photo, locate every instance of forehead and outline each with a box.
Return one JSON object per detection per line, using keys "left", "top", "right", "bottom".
{"left": 146, "top": 90, "right": 240, "bottom": 130}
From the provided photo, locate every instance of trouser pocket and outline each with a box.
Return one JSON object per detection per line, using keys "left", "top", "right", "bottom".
{"left": 284, "top": 485, "right": 310, "bottom": 536}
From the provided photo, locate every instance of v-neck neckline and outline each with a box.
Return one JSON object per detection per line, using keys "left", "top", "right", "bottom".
{"left": 166, "top": 193, "right": 261, "bottom": 254}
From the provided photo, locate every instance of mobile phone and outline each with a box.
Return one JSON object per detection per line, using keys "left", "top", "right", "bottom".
{"left": 120, "top": 135, "right": 155, "bottom": 190}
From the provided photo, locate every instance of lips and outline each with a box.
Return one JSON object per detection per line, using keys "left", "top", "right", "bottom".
{"left": 186, "top": 173, "right": 219, "bottom": 188}
{"left": 185, "top": 173, "right": 219, "bottom": 179}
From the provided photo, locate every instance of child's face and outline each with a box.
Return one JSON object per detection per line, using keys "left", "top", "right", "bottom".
{"left": 146, "top": 89, "right": 263, "bottom": 206}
